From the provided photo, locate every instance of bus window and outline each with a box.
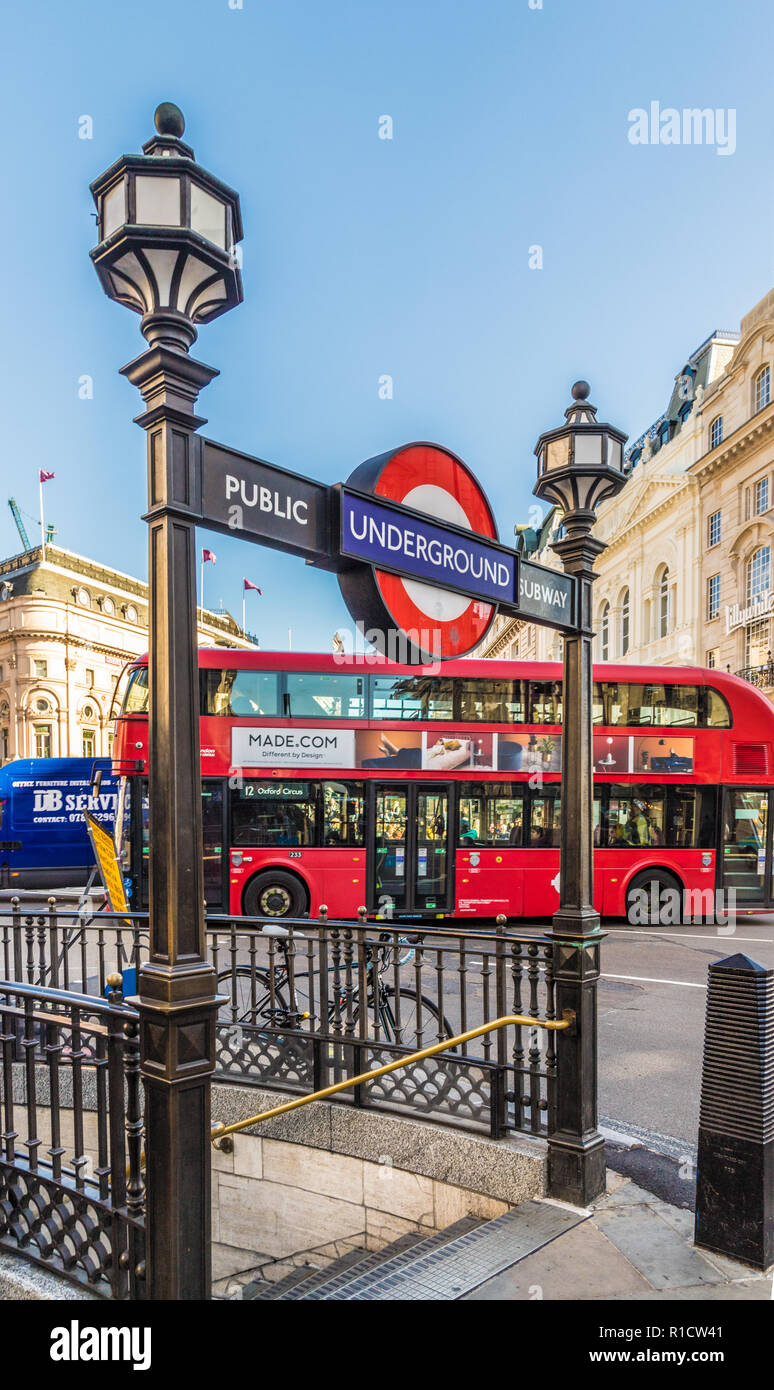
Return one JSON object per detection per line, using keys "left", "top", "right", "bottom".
{"left": 459, "top": 783, "right": 524, "bottom": 845}
{"left": 371, "top": 676, "right": 424, "bottom": 720}
{"left": 423, "top": 678, "right": 454, "bottom": 720}
{"left": 231, "top": 781, "right": 317, "bottom": 846}
{"left": 285, "top": 673, "right": 365, "bottom": 719}
{"left": 605, "top": 789, "right": 665, "bottom": 847}
{"left": 666, "top": 788, "right": 696, "bottom": 848}
{"left": 530, "top": 682, "right": 562, "bottom": 724}
{"left": 458, "top": 680, "right": 524, "bottom": 724}
{"left": 488, "top": 796, "right": 524, "bottom": 845}
{"left": 123, "top": 667, "right": 149, "bottom": 715}
{"left": 612, "top": 684, "right": 699, "bottom": 728}
{"left": 529, "top": 790, "right": 561, "bottom": 846}
{"left": 322, "top": 782, "right": 365, "bottom": 846}
{"left": 705, "top": 688, "right": 732, "bottom": 728}
{"left": 201, "top": 669, "right": 279, "bottom": 716}
{"left": 458, "top": 793, "right": 484, "bottom": 844}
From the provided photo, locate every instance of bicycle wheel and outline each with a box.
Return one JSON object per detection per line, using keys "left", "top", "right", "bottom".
{"left": 216, "top": 967, "right": 289, "bottom": 1025}
{"left": 376, "top": 988, "right": 456, "bottom": 1050}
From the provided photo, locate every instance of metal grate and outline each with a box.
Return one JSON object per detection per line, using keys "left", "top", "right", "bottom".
{"left": 309, "top": 1202, "right": 587, "bottom": 1301}
{"left": 732, "top": 742, "right": 769, "bottom": 777}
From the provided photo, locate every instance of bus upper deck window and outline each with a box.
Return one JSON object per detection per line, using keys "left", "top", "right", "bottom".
{"left": 706, "top": 688, "right": 732, "bottom": 728}
{"left": 530, "top": 681, "right": 562, "bottom": 724}
{"left": 285, "top": 673, "right": 365, "bottom": 719}
{"left": 458, "top": 679, "right": 524, "bottom": 723}
{"left": 201, "top": 670, "right": 279, "bottom": 716}
{"left": 617, "top": 683, "right": 699, "bottom": 727}
{"left": 371, "top": 676, "right": 424, "bottom": 719}
{"left": 423, "top": 678, "right": 454, "bottom": 720}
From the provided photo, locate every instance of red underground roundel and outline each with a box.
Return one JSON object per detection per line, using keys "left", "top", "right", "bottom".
{"left": 338, "top": 442, "right": 499, "bottom": 661}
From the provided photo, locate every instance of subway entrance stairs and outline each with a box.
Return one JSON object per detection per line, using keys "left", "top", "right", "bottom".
{"left": 217, "top": 1174, "right": 774, "bottom": 1302}
{"left": 238, "top": 1204, "right": 586, "bottom": 1301}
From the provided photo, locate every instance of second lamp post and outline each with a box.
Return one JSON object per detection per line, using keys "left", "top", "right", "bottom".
{"left": 534, "top": 381, "right": 627, "bottom": 1205}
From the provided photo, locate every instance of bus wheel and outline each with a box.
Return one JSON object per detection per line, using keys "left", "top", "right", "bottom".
{"left": 244, "top": 871, "right": 307, "bottom": 920}
{"left": 624, "top": 870, "right": 683, "bottom": 926}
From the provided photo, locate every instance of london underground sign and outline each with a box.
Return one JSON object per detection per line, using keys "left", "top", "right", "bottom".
{"left": 338, "top": 442, "right": 509, "bottom": 659}
{"left": 188, "top": 434, "right": 577, "bottom": 661}
{"left": 340, "top": 491, "right": 516, "bottom": 606}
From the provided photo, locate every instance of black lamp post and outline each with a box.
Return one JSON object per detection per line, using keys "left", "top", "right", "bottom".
{"left": 534, "top": 381, "right": 627, "bottom": 1205}
{"left": 90, "top": 103, "right": 243, "bottom": 1299}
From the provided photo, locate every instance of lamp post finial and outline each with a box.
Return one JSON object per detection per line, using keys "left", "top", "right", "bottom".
{"left": 154, "top": 101, "right": 185, "bottom": 138}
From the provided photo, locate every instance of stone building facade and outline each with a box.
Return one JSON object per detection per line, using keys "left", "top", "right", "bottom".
{"left": 0, "top": 544, "right": 253, "bottom": 764}
{"left": 691, "top": 288, "right": 774, "bottom": 687}
{"left": 476, "top": 288, "right": 774, "bottom": 703}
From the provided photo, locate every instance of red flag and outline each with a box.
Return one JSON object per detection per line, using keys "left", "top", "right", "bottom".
{"left": 243, "top": 578, "right": 262, "bottom": 594}
{"left": 39, "top": 470, "right": 55, "bottom": 483}
{"left": 202, "top": 549, "right": 216, "bottom": 564}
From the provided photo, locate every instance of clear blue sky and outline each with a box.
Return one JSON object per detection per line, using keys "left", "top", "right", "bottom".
{"left": 3, "top": 0, "right": 773, "bottom": 650}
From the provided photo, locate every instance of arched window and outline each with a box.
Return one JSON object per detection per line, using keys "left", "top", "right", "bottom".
{"left": 678, "top": 401, "right": 692, "bottom": 424}
{"left": 754, "top": 365, "right": 770, "bottom": 414}
{"left": 658, "top": 422, "right": 671, "bottom": 448}
{"left": 600, "top": 602, "right": 610, "bottom": 661}
{"left": 746, "top": 545, "right": 771, "bottom": 602}
{"left": 745, "top": 547, "right": 771, "bottom": 668}
{"left": 76, "top": 587, "right": 91, "bottom": 608}
{"left": 710, "top": 416, "right": 723, "bottom": 449}
{"left": 658, "top": 567, "right": 671, "bottom": 638}
{"left": 620, "top": 589, "right": 630, "bottom": 656}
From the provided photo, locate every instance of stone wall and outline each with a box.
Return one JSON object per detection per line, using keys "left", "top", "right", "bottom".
{"left": 210, "top": 1083, "right": 546, "bottom": 1289}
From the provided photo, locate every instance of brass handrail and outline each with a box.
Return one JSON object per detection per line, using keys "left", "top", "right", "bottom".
{"left": 211, "top": 1010, "right": 573, "bottom": 1150}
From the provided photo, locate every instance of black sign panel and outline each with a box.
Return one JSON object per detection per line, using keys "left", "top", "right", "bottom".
{"left": 200, "top": 440, "right": 331, "bottom": 560}
{"left": 517, "top": 559, "right": 576, "bottom": 631}
{"left": 195, "top": 436, "right": 581, "bottom": 642}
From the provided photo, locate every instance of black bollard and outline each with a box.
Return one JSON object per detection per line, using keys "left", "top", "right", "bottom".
{"left": 694, "top": 953, "right": 774, "bottom": 1270}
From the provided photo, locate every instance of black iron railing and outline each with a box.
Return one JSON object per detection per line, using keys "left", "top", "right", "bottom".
{"left": 736, "top": 663, "right": 774, "bottom": 689}
{"left": 0, "top": 974, "right": 145, "bottom": 1299}
{"left": 0, "top": 899, "right": 557, "bottom": 1140}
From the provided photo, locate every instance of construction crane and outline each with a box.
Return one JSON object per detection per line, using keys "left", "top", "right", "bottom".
{"left": 7, "top": 498, "right": 56, "bottom": 552}
{"left": 8, "top": 499, "right": 30, "bottom": 551}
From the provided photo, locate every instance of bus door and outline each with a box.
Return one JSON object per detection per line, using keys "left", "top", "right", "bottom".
{"left": 202, "top": 780, "right": 227, "bottom": 912}
{"left": 371, "top": 783, "right": 451, "bottom": 916}
{"left": 719, "top": 788, "right": 773, "bottom": 905}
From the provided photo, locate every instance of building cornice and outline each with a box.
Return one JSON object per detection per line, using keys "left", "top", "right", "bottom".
{"left": 690, "top": 400, "right": 774, "bottom": 481}
{"left": 0, "top": 629, "right": 142, "bottom": 662}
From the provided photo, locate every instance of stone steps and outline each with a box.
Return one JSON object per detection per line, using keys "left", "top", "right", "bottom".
{"left": 245, "top": 1232, "right": 438, "bottom": 1301}
{"left": 245, "top": 1202, "right": 590, "bottom": 1301}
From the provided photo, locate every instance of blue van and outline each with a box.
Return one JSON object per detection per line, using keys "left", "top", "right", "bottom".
{"left": 0, "top": 758, "right": 119, "bottom": 890}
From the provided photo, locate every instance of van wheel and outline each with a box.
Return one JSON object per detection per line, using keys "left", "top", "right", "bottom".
{"left": 243, "top": 871, "right": 307, "bottom": 919}
{"left": 625, "top": 870, "right": 683, "bottom": 926}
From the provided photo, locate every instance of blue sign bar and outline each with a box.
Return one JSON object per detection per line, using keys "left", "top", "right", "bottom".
{"left": 341, "top": 490, "right": 516, "bottom": 605}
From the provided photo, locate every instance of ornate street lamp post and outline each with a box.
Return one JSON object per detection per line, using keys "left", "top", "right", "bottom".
{"left": 90, "top": 104, "right": 243, "bottom": 1298}
{"left": 534, "top": 381, "right": 627, "bottom": 1205}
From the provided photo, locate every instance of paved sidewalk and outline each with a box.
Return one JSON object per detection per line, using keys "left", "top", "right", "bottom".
{"left": 464, "top": 1172, "right": 773, "bottom": 1301}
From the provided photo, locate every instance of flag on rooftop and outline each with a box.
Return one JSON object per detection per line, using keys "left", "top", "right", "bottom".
{"left": 39, "top": 470, "right": 55, "bottom": 483}
{"left": 243, "top": 578, "right": 262, "bottom": 593}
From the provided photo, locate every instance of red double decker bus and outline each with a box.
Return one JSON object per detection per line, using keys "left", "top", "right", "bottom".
{"left": 113, "top": 651, "right": 774, "bottom": 923}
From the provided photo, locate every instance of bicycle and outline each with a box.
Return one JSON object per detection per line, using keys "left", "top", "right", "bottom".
{"left": 216, "top": 923, "right": 455, "bottom": 1048}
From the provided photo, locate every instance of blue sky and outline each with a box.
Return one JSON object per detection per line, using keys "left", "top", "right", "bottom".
{"left": 3, "top": 0, "right": 773, "bottom": 649}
